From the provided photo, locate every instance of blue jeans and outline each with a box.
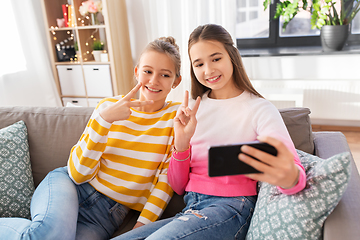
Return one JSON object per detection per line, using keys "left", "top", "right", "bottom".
{"left": 113, "top": 192, "right": 256, "bottom": 240}
{"left": 0, "top": 167, "right": 129, "bottom": 240}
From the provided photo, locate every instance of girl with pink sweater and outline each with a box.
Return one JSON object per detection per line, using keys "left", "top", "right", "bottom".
{"left": 114, "top": 24, "right": 306, "bottom": 240}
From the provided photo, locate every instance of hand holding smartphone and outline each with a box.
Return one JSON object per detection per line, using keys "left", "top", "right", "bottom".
{"left": 208, "top": 140, "right": 277, "bottom": 177}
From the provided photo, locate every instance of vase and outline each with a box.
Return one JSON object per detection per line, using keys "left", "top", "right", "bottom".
{"left": 75, "top": 51, "right": 80, "bottom": 61}
{"left": 92, "top": 50, "right": 102, "bottom": 62}
{"left": 320, "top": 25, "right": 350, "bottom": 52}
{"left": 90, "top": 13, "right": 99, "bottom": 25}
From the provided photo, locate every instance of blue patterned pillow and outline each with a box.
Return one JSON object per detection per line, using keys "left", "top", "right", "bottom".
{"left": 246, "top": 150, "right": 351, "bottom": 240}
{"left": 0, "top": 121, "right": 35, "bottom": 219}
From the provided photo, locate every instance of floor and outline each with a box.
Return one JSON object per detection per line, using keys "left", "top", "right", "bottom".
{"left": 341, "top": 131, "right": 360, "bottom": 172}
{"left": 312, "top": 125, "right": 360, "bottom": 173}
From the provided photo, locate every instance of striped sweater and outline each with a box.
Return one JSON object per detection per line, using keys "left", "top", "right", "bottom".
{"left": 67, "top": 97, "right": 180, "bottom": 224}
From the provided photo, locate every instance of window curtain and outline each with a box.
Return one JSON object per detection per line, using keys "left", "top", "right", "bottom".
{"left": 0, "top": 0, "right": 62, "bottom": 107}
{"left": 126, "top": 0, "right": 237, "bottom": 102}
{"left": 105, "top": 0, "right": 135, "bottom": 95}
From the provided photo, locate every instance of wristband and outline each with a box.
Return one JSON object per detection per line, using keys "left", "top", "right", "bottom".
{"left": 172, "top": 154, "right": 190, "bottom": 161}
{"left": 172, "top": 146, "right": 191, "bottom": 161}
{"left": 172, "top": 145, "right": 190, "bottom": 154}
{"left": 280, "top": 168, "right": 300, "bottom": 189}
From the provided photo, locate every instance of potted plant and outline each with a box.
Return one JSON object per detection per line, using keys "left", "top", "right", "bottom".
{"left": 263, "top": 0, "right": 360, "bottom": 51}
{"left": 74, "top": 41, "right": 80, "bottom": 58}
{"left": 92, "top": 40, "right": 104, "bottom": 62}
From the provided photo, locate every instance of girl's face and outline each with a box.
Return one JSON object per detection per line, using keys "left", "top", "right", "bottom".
{"left": 135, "top": 50, "right": 181, "bottom": 111}
{"left": 189, "top": 40, "right": 241, "bottom": 99}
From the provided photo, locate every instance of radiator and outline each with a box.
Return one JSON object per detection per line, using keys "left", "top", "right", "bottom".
{"left": 252, "top": 80, "right": 360, "bottom": 126}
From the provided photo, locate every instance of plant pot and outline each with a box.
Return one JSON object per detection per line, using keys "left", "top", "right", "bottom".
{"left": 320, "top": 25, "right": 350, "bottom": 52}
{"left": 92, "top": 50, "right": 102, "bottom": 62}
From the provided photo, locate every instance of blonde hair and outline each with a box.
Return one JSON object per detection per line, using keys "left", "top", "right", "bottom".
{"left": 138, "top": 36, "right": 181, "bottom": 78}
{"left": 188, "top": 24, "right": 263, "bottom": 99}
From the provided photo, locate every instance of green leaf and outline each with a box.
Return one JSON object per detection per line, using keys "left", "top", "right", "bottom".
{"left": 262, "top": 0, "right": 360, "bottom": 30}
{"left": 274, "top": 3, "right": 285, "bottom": 19}
{"left": 318, "top": 18, "right": 326, "bottom": 25}
{"left": 310, "top": 9, "right": 321, "bottom": 29}
{"left": 263, "top": 0, "right": 271, "bottom": 10}
{"left": 302, "top": 0, "right": 308, "bottom": 10}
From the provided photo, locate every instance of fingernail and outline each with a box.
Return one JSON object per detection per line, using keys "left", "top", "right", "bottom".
{"left": 257, "top": 136, "right": 265, "bottom": 141}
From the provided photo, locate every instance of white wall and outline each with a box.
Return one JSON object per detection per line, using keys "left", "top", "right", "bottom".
{"left": 242, "top": 54, "right": 360, "bottom": 126}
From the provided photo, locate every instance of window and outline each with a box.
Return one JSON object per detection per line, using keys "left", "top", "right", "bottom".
{"left": 1, "top": 0, "right": 26, "bottom": 76}
{"left": 236, "top": 0, "right": 360, "bottom": 49}
{"left": 236, "top": 0, "right": 270, "bottom": 39}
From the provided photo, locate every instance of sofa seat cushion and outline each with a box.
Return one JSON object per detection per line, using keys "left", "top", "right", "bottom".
{"left": 246, "top": 150, "right": 351, "bottom": 240}
{"left": 0, "top": 121, "right": 35, "bottom": 219}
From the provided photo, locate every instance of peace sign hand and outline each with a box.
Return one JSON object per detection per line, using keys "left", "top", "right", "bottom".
{"left": 100, "top": 82, "right": 154, "bottom": 123}
{"left": 174, "top": 91, "right": 201, "bottom": 152}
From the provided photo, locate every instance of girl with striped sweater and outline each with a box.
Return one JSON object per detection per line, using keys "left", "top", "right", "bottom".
{"left": 0, "top": 37, "right": 182, "bottom": 240}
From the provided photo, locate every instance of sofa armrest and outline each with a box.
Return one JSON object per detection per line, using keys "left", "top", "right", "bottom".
{"left": 313, "top": 132, "right": 360, "bottom": 240}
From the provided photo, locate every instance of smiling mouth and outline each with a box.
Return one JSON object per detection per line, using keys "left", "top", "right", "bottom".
{"left": 146, "top": 86, "right": 161, "bottom": 92}
{"left": 207, "top": 75, "right": 221, "bottom": 83}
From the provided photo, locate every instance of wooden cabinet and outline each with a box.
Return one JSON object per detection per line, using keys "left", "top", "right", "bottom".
{"left": 41, "top": 0, "right": 133, "bottom": 106}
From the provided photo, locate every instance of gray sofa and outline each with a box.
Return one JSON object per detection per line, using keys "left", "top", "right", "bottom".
{"left": 0, "top": 106, "right": 359, "bottom": 239}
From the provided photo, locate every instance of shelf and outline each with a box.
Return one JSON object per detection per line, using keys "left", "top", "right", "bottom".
{"left": 41, "top": 0, "right": 121, "bottom": 107}
{"left": 48, "top": 25, "right": 106, "bottom": 31}
{"left": 55, "top": 61, "right": 81, "bottom": 65}
{"left": 82, "top": 61, "right": 109, "bottom": 64}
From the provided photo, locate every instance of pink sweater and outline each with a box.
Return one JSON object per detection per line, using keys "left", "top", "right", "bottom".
{"left": 168, "top": 91, "right": 306, "bottom": 197}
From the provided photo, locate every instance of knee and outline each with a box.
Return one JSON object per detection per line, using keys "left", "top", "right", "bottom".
{"left": 51, "top": 166, "right": 68, "bottom": 174}
{"left": 47, "top": 166, "right": 69, "bottom": 178}
{"left": 41, "top": 166, "right": 73, "bottom": 187}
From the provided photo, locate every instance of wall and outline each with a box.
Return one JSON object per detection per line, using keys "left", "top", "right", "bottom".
{"left": 242, "top": 54, "right": 360, "bottom": 126}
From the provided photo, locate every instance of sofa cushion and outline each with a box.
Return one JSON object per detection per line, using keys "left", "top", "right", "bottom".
{"left": 279, "top": 107, "right": 314, "bottom": 154}
{"left": 246, "top": 150, "right": 351, "bottom": 240}
{"left": 0, "top": 120, "right": 35, "bottom": 219}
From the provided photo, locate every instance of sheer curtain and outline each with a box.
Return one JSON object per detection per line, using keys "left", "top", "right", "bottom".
{"left": 126, "top": 0, "right": 237, "bottom": 102}
{"left": 0, "top": 0, "right": 61, "bottom": 107}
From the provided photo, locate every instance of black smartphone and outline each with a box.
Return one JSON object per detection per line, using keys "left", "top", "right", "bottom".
{"left": 208, "top": 140, "right": 277, "bottom": 177}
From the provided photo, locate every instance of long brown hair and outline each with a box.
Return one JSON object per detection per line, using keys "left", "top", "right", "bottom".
{"left": 188, "top": 24, "right": 263, "bottom": 99}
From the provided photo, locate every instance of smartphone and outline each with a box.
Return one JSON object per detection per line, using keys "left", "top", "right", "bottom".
{"left": 208, "top": 140, "right": 277, "bottom": 177}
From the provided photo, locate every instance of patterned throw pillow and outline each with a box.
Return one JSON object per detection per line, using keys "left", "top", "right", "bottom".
{"left": 0, "top": 121, "right": 35, "bottom": 219}
{"left": 246, "top": 150, "right": 351, "bottom": 240}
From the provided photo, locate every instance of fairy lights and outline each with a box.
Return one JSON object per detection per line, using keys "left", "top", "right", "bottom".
{"left": 49, "top": 16, "right": 104, "bottom": 62}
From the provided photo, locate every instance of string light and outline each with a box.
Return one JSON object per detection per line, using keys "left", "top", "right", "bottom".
{"left": 50, "top": 22, "right": 105, "bottom": 62}
{"left": 48, "top": 4, "right": 108, "bottom": 62}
